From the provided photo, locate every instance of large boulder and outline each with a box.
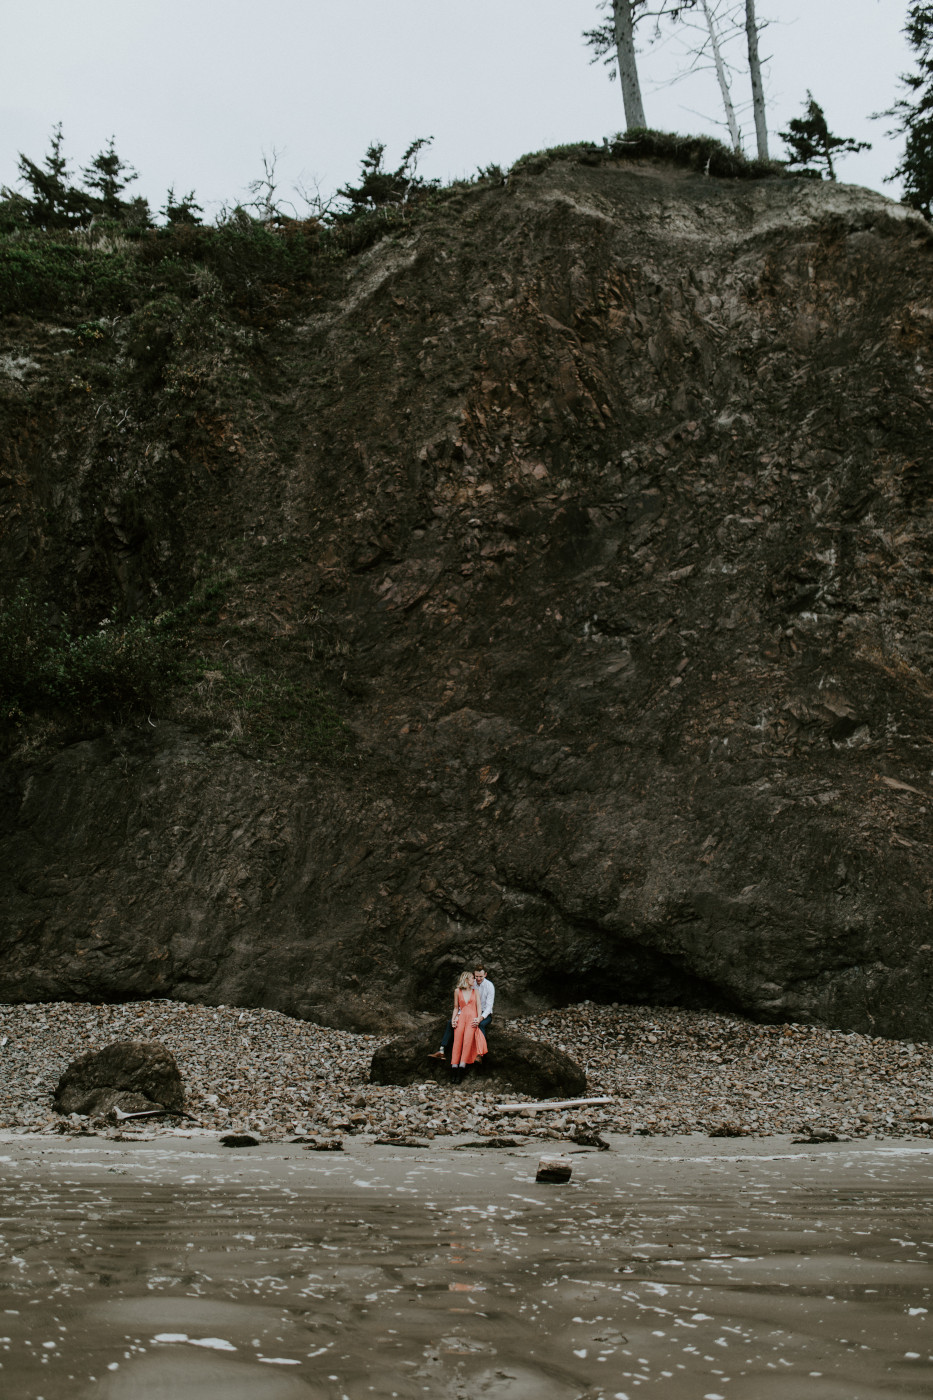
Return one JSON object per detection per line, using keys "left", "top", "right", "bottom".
{"left": 369, "top": 1018, "right": 587, "bottom": 1097}
{"left": 53, "top": 1039, "right": 185, "bottom": 1116}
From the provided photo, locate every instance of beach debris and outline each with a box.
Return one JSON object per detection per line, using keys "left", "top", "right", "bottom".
{"left": 455, "top": 1137, "right": 524, "bottom": 1149}
{"left": 375, "top": 1135, "right": 429, "bottom": 1148}
{"left": 53, "top": 1039, "right": 185, "bottom": 1118}
{"left": 708, "top": 1121, "right": 753, "bottom": 1137}
{"left": 536, "top": 1155, "right": 573, "bottom": 1183}
{"left": 493, "top": 1096, "right": 615, "bottom": 1115}
{"left": 51, "top": 1118, "right": 98, "bottom": 1136}
{"left": 220, "top": 1133, "right": 261, "bottom": 1147}
{"left": 302, "top": 1138, "right": 344, "bottom": 1151}
{"left": 108, "top": 1105, "right": 194, "bottom": 1124}
{"left": 793, "top": 1127, "right": 840, "bottom": 1144}
{"left": 570, "top": 1130, "right": 610, "bottom": 1150}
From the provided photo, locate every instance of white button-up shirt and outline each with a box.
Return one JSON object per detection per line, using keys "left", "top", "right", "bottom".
{"left": 476, "top": 976, "right": 495, "bottom": 1019}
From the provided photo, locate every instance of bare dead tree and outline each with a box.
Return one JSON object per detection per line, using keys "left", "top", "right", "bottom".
{"left": 700, "top": 0, "right": 742, "bottom": 150}
{"left": 634, "top": 1, "right": 771, "bottom": 156}
{"left": 246, "top": 148, "right": 296, "bottom": 223}
{"left": 293, "top": 172, "right": 337, "bottom": 221}
{"left": 613, "top": 1, "right": 648, "bottom": 129}
{"left": 745, "top": 0, "right": 769, "bottom": 158}
{"left": 585, "top": 2, "right": 698, "bottom": 132}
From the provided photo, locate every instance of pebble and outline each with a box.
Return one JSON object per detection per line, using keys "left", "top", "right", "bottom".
{"left": 0, "top": 999, "right": 930, "bottom": 1141}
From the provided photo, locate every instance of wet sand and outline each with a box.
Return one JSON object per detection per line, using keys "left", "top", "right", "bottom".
{"left": 1, "top": 1131, "right": 932, "bottom": 1399}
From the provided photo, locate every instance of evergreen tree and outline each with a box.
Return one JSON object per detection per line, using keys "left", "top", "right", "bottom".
{"left": 81, "top": 137, "right": 141, "bottom": 221}
{"left": 337, "top": 139, "right": 435, "bottom": 211}
{"left": 161, "top": 187, "right": 204, "bottom": 226}
{"left": 13, "top": 124, "right": 90, "bottom": 228}
{"left": 885, "top": 3, "right": 933, "bottom": 219}
{"left": 779, "top": 93, "right": 870, "bottom": 180}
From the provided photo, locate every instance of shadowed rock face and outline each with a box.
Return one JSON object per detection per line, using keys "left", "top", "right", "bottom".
{"left": 53, "top": 1040, "right": 185, "bottom": 1116}
{"left": 369, "top": 1020, "right": 587, "bottom": 1097}
{"left": 3, "top": 159, "right": 933, "bottom": 1037}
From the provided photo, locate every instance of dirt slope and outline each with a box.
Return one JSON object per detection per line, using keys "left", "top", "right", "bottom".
{"left": 3, "top": 156, "right": 933, "bottom": 1037}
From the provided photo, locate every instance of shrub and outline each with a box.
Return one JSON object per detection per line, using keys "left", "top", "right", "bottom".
{"left": 181, "top": 661, "right": 350, "bottom": 756}
{"left": 602, "top": 129, "right": 786, "bottom": 180}
{"left": 0, "top": 239, "right": 83, "bottom": 315}
{"left": 0, "top": 589, "right": 62, "bottom": 722}
{"left": 201, "top": 211, "right": 321, "bottom": 305}
{"left": 0, "top": 233, "right": 143, "bottom": 317}
{"left": 48, "top": 618, "right": 175, "bottom": 712}
{"left": 0, "top": 588, "right": 176, "bottom": 731}
{"left": 508, "top": 131, "right": 786, "bottom": 182}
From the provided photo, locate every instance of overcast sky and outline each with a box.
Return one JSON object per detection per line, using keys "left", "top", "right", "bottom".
{"left": 0, "top": 1, "right": 913, "bottom": 220}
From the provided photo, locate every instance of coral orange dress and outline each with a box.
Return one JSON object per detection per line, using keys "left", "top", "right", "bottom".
{"left": 451, "top": 988, "right": 487, "bottom": 1066}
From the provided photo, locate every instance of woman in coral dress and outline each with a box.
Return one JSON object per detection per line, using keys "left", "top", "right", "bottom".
{"left": 450, "top": 971, "right": 487, "bottom": 1082}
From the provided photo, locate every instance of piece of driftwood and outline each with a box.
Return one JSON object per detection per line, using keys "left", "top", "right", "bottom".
{"left": 570, "top": 1131, "right": 611, "bottom": 1150}
{"left": 374, "top": 1136, "right": 429, "bottom": 1148}
{"left": 536, "top": 1155, "right": 572, "bottom": 1183}
{"left": 454, "top": 1137, "right": 525, "bottom": 1150}
{"left": 493, "top": 1096, "right": 615, "bottom": 1114}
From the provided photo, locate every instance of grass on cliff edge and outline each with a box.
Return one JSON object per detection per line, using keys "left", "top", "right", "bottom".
{"left": 510, "top": 129, "right": 787, "bottom": 182}
{"left": 0, "top": 130, "right": 789, "bottom": 322}
{"left": 0, "top": 581, "right": 351, "bottom": 762}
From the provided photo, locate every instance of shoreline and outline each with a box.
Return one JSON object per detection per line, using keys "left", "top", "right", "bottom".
{"left": 2, "top": 1129, "right": 932, "bottom": 1398}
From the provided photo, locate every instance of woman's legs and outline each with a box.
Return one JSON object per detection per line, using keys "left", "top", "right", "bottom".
{"left": 451, "top": 1013, "right": 468, "bottom": 1080}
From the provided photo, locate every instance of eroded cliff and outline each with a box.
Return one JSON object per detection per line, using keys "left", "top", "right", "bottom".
{"left": 3, "top": 155, "right": 933, "bottom": 1036}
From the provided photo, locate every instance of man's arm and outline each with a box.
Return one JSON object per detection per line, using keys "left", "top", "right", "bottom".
{"left": 483, "top": 980, "right": 494, "bottom": 1017}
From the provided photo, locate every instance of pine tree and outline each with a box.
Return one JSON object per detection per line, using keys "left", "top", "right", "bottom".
{"left": 13, "top": 124, "right": 90, "bottom": 228}
{"left": 885, "top": 3, "right": 933, "bottom": 219}
{"left": 337, "top": 139, "right": 435, "bottom": 211}
{"left": 779, "top": 93, "right": 870, "bottom": 180}
{"left": 161, "top": 187, "right": 204, "bottom": 226}
{"left": 81, "top": 137, "right": 140, "bottom": 221}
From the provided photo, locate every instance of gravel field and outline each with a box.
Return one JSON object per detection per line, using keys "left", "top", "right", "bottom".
{"left": 0, "top": 998, "right": 931, "bottom": 1141}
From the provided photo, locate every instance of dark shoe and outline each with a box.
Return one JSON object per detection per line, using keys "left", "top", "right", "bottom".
{"left": 428, "top": 1051, "right": 445, "bottom": 1060}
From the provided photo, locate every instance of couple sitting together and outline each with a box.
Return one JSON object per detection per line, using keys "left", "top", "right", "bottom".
{"left": 429, "top": 963, "right": 494, "bottom": 1082}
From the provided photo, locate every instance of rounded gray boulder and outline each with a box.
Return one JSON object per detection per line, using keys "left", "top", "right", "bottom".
{"left": 53, "top": 1039, "right": 185, "bottom": 1116}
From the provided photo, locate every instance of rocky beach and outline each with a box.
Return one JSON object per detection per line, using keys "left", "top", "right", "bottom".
{"left": 1, "top": 999, "right": 931, "bottom": 1142}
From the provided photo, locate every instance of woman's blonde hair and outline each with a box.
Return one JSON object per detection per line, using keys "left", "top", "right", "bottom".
{"left": 456, "top": 971, "right": 474, "bottom": 991}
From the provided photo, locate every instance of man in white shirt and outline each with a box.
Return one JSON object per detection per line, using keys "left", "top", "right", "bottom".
{"left": 428, "top": 963, "right": 495, "bottom": 1062}
{"left": 474, "top": 964, "right": 495, "bottom": 1042}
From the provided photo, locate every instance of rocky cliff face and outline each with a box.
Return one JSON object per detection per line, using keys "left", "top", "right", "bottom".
{"left": 3, "top": 156, "right": 933, "bottom": 1038}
